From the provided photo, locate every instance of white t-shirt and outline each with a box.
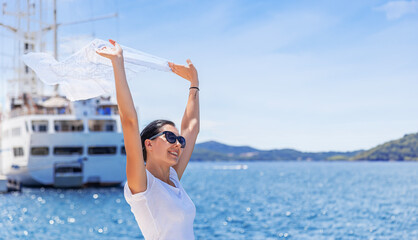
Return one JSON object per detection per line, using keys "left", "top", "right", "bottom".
{"left": 124, "top": 167, "right": 196, "bottom": 240}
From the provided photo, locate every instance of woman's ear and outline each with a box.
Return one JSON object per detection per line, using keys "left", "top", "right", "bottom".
{"left": 144, "top": 139, "right": 152, "bottom": 151}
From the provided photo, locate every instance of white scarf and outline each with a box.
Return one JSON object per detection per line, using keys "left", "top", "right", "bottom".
{"left": 22, "top": 39, "right": 171, "bottom": 101}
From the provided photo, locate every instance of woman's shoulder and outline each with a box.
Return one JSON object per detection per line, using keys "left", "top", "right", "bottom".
{"left": 124, "top": 169, "right": 156, "bottom": 202}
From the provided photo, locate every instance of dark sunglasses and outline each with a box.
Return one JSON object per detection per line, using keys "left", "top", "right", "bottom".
{"left": 149, "top": 131, "right": 186, "bottom": 148}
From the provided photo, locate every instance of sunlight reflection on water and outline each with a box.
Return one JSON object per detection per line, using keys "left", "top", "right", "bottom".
{"left": 0, "top": 161, "right": 417, "bottom": 239}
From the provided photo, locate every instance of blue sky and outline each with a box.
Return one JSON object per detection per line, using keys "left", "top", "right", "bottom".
{"left": 1, "top": 0, "right": 418, "bottom": 151}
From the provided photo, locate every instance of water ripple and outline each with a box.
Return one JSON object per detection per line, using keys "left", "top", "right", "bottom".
{"left": 0, "top": 161, "right": 417, "bottom": 239}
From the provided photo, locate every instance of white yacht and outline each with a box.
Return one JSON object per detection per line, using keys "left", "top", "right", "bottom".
{"left": 0, "top": 1, "right": 126, "bottom": 187}
{"left": 1, "top": 96, "right": 126, "bottom": 187}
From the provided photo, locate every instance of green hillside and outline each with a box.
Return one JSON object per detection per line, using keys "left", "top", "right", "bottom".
{"left": 192, "top": 133, "right": 418, "bottom": 162}
{"left": 351, "top": 133, "right": 418, "bottom": 161}
{"left": 191, "top": 141, "right": 362, "bottom": 161}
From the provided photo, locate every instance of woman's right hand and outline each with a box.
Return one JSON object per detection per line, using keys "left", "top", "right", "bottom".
{"left": 96, "top": 39, "right": 123, "bottom": 62}
{"left": 169, "top": 59, "right": 199, "bottom": 85}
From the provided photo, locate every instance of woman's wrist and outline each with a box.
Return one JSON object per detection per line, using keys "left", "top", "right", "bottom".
{"left": 190, "top": 80, "right": 199, "bottom": 88}
{"left": 111, "top": 58, "right": 124, "bottom": 69}
{"left": 111, "top": 55, "right": 124, "bottom": 64}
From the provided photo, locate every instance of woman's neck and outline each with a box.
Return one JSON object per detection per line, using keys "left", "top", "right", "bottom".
{"left": 146, "top": 160, "right": 171, "bottom": 184}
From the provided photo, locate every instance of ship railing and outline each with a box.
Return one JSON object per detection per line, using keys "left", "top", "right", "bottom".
{"left": 8, "top": 108, "right": 73, "bottom": 118}
{"left": 7, "top": 107, "right": 119, "bottom": 118}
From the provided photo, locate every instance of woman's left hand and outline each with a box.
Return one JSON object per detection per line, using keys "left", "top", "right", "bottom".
{"left": 169, "top": 59, "right": 199, "bottom": 85}
{"left": 96, "top": 39, "right": 123, "bottom": 62}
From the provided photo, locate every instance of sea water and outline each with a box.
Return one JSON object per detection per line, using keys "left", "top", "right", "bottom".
{"left": 0, "top": 161, "right": 417, "bottom": 239}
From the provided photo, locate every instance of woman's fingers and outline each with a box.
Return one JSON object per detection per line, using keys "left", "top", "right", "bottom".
{"left": 96, "top": 51, "right": 110, "bottom": 57}
{"left": 96, "top": 47, "right": 116, "bottom": 58}
{"left": 168, "top": 62, "right": 175, "bottom": 71}
{"left": 170, "top": 62, "right": 185, "bottom": 75}
{"left": 169, "top": 63, "right": 178, "bottom": 73}
{"left": 114, "top": 41, "right": 121, "bottom": 50}
{"left": 169, "top": 60, "right": 197, "bottom": 82}
{"left": 95, "top": 39, "right": 123, "bottom": 60}
{"left": 105, "top": 39, "right": 122, "bottom": 54}
{"left": 95, "top": 50, "right": 108, "bottom": 58}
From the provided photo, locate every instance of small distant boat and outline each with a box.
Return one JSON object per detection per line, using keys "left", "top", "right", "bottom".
{"left": 213, "top": 164, "right": 248, "bottom": 170}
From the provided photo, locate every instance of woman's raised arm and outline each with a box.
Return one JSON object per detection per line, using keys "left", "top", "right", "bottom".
{"left": 169, "top": 60, "right": 200, "bottom": 180}
{"left": 96, "top": 40, "right": 147, "bottom": 194}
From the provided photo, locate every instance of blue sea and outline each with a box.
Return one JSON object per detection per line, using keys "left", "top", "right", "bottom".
{"left": 1, "top": 161, "right": 417, "bottom": 240}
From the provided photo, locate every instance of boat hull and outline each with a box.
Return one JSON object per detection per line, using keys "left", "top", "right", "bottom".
{"left": 1, "top": 114, "right": 127, "bottom": 188}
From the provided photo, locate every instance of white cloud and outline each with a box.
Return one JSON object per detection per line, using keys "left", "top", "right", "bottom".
{"left": 376, "top": 1, "right": 418, "bottom": 20}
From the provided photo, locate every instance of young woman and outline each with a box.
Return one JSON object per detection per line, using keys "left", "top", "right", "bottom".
{"left": 96, "top": 39, "right": 199, "bottom": 239}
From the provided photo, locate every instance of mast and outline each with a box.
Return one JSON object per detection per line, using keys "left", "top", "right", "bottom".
{"left": 53, "top": 0, "right": 58, "bottom": 95}
{"left": 53, "top": 0, "right": 57, "bottom": 60}
{"left": 1, "top": 1, "right": 40, "bottom": 99}
{"left": 0, "top": 0, "right": 118, "bottom": 102}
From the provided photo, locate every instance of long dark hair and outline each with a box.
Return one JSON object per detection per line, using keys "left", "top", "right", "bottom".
{"left": 140, "top": 119, "right": 175, "bottom": 162}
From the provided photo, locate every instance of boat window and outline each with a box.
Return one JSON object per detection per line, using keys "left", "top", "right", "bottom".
{"left": 55, "top": 166, "right": 82, "bottom": 173}
{"left": 54, "top": 120, "right": 84, "bottom": 132}
{"left": 97, "top": 106, "right": 118, "bottom": 115}
{"left": 106, "top": 125, "right": 114, "bottom": 132}
{"left": 58, "top": 107, "right": 66, "bottom": 115}
{"left": 31, "top": 147, "right": 49, "bottom": 156}
{"left": 11, "top": 127, "right": 21, "bottom": 137}
{"left": 32, "top": 120, "right": 49, "bottom": 132}
{"left": 13, "top": 147, "right": 24, "bottom": 157}
{"left": 88, "top": 120, "right": 116, "bottom": 132}
{"left": 121, "top": 146, "right": 126, "bottom": 155}
{"left": 88, "top": 146, "right": 117, "bottom": 155}
{"left": 39, "top": 125, "right": 48, "bottom": 132}
{"left": 53, "top": 147, "right": 83, "bottom": 155}
{"left": 97, "top": 106, "right": 111, "bottom": 115}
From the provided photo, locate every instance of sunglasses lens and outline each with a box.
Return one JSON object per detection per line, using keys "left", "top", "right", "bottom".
{"left": 164, "top": 131, "right": 186, "bottom": 148}
{"left": 165, "top": 131, "right": 177, "bottom": 143}
{"left": 178, "top": 136, "right": 186, "bottom": 148}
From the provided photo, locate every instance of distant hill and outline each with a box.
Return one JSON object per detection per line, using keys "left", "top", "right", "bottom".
{"left": 195, "top": 141, "right": 258, "bottom": 154}
{"left": 351, "top": 133, "right": 418, "bottom": 161}
{"left": 192, "top": 132, "right": 418, "bottom": 162}
{"left": 191, "top": 141, "right": 363, "bottom": 161}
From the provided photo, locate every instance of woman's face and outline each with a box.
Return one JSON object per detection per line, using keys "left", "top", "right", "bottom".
{"left": 148, "top": 124, "right": 183, "bottom": 166}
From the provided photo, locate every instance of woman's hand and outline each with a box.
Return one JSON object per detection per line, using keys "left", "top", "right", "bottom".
{"left": 169, "top": 59, "right": 199, "bottom": 85}
{"left": 96, "top": 39, "right": 123, "bottom": 62}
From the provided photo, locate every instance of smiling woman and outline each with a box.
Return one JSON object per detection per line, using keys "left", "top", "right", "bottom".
{"left": 96, "top": 39, "right": 200, "bottom": 240}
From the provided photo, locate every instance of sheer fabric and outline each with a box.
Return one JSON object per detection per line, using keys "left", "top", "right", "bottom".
{"left": 22, "top": 39, "right": 171, "bottom": 101}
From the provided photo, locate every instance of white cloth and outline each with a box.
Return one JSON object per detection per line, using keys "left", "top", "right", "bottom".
{"left": 22, "top": 39, "right": 171, "bottom": 101}
{"left": 124, "top": 167, "right": 196, "bottom": 240}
